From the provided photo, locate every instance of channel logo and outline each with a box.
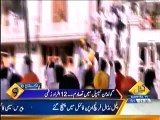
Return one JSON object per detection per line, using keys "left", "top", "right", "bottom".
{"left": 6, "top": 83, "right": 24, "bottom": 100}
{"left": 129, "top": 81, "right": 150, "bottom": 95}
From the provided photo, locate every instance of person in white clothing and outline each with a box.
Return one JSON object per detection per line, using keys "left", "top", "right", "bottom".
{"left": 106, "top": 6, "right": 118, "bottom": 27}
{"left": 118, "top": 6, "right": 128, "bottom": 59}
{"left": 108, "top": 25, "right": 117, "bottom": 61}
{"left": 44, "top": 58, "right": 56, "bottom": 89}
{"left": 89, "top": 24, "right": 100, "bottom": 48}
{"left": 109, "top": 61, "right": 116, "bottom": 89}
{"left": 75, "top": 60, "right": 86, "bottom": 89}
{"left": 118, "top": 6, "right": 128, "bottom": 26}
{"left": 99, "top": 7, "right": 107, "bottom": 33}
{"left": 78, "top": 39, "right": 86, "bottom": 60}
{"left": 97, "top": 34, "right": 106, "bottom": 57}
{"left": 96, "top": 33, "right": 106, "bottom": 63}
{"left": 93, "top": 57, "right": 99, "bottom": 73}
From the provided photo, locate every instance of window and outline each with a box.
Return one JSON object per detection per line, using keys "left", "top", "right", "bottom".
{"left": 2, "top": 0, "right": 23, "bottom": 27}
{"left": 52, "top": 0, "right": 67, "bottom": 23}
{"left": 41, "top": 42, "right": 74, "bottom": 65}
{"left": 2, "top": 0, "right": 23, "bottom": 18}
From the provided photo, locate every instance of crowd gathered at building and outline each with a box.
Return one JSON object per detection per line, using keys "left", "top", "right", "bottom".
{"left": 1, "top": 1, "right": 160, "bottom": 99}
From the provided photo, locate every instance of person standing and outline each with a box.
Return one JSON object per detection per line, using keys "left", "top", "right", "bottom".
{"left": 44, "top": 58, "right": 56, "bottom": 89}
{"left": 114, "top": 61, "right": 137, "bottom": 96}
{"left": 59, "top": 72, "right": 80, "bottom": 89}
{"left": 108, "top": 23, "right": 117, "bottom": 61}
{"left": 144, "top": 69, "right": 158, "bottom": 99}
{"left": 1, "top": 60, "right": 10, "bottom": 99}
{"left": 75, "top": 60, "right": 86, "bottom": 89}
{"left": 99, "top": 7, "right": 106, "bottom": 33}
{"left": 89, "top": 24, "right": 100, "bottom": 50}
{"left": 21, "top": 56, "right": 39, "bottom": 84}
{"left": 8, "top": 63, "right": 22, "bottom": 87}
{"left": 83, "top": 63, "right": 95, "bottom": 89}
{"left": 118, "top": 6, "right": 128, "bottom": 59}
{"left": 94, "top": 58, "right": 109, "bottom": 89}
{"left": 77, "top": 39, "right": 88, "bottom": 63}
{"left": 114, "top": 60, "right": 125, "bottom": 92}
{"left": 109, "top": 61, "right": 116, "bottom": 89}
{"left": 96, "top": 33, "right": 106, "bottom": 61}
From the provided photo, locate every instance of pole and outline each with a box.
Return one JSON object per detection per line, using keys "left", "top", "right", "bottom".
{"left": 22, "top": 0, "right": 31, "bottom": 71}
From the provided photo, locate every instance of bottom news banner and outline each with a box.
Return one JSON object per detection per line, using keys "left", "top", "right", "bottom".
{"left": 1, "top": 100, "right": 124, "bottom": 115}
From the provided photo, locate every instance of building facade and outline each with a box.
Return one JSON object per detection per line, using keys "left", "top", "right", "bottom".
{"left": 1, "top": 0, "right": 160, "bottom": 88}
{"left": 1, "top": 0, "right": 91, "bottom": 87}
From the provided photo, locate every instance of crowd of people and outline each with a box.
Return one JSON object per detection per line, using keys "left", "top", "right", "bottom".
{"left": 1, "top": 52, "right": 158, "bottom": 99}
{"left": 1, "top": 4, "right": 158, "bottom": 99}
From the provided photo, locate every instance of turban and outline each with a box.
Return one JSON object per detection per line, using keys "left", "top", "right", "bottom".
{"left": 88, "top": 52, "right": 95, "bottom": 63}
{"left": 80, "top": 38, "right": 85, "bottom": 46}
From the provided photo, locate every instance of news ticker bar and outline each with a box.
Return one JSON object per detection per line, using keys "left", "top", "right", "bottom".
{"left": 18, "top": 89, "right": 122, "bottom": 99}
{"left": 1, "top": 99, "right": 126, "bottom": 115}
{"left": 6, "top": 83, "right": 122, "bottom": 100}
{"left": 2, "top": 116, "right": 160, "bottom": 120}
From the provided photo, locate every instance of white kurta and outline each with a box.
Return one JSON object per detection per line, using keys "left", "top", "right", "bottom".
{"left": 108, "top": 28, "right": 117, "bottom": 60}
{"left": 21, "top": 62, "right": 29, "bottom": 76}
{"left": 96, "top": 39, "right": 106, "bottom": 58}
{"left": 106, "top": 12, "right": 118, "bottom": 25}
{"left": 103, "top": 28, "right": 110, "bottom": 47}
{"left": 78, "top": 47, "right": 86, "bottom": 61}
{"left": 109, "top": 28, "right": 117, "bottom": 50}
{"left": 118, "top": 10, "right": 128, "bottom": 26}
{"left": 120, "top": 28, "right": 128, "bottom": 49}
{"left": 75, "top": 65, "right": 86, "bottom": 89}
{"left": 94, "top": 58, "right": 99, "bottom": 73}
{"left": 99, "top": 11, "right": 106, "bottom": 33}
{"left": 109, "top": 64, "right": 116, "bottom": 89}
{"left": 90, "top": 30, "right": 100, "bottom": 45}
{"left": 45, "top": 67, "right": 56, "bottom": 89}
{"left": 118, "top": 10, "right": 128, "bottom": 49}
